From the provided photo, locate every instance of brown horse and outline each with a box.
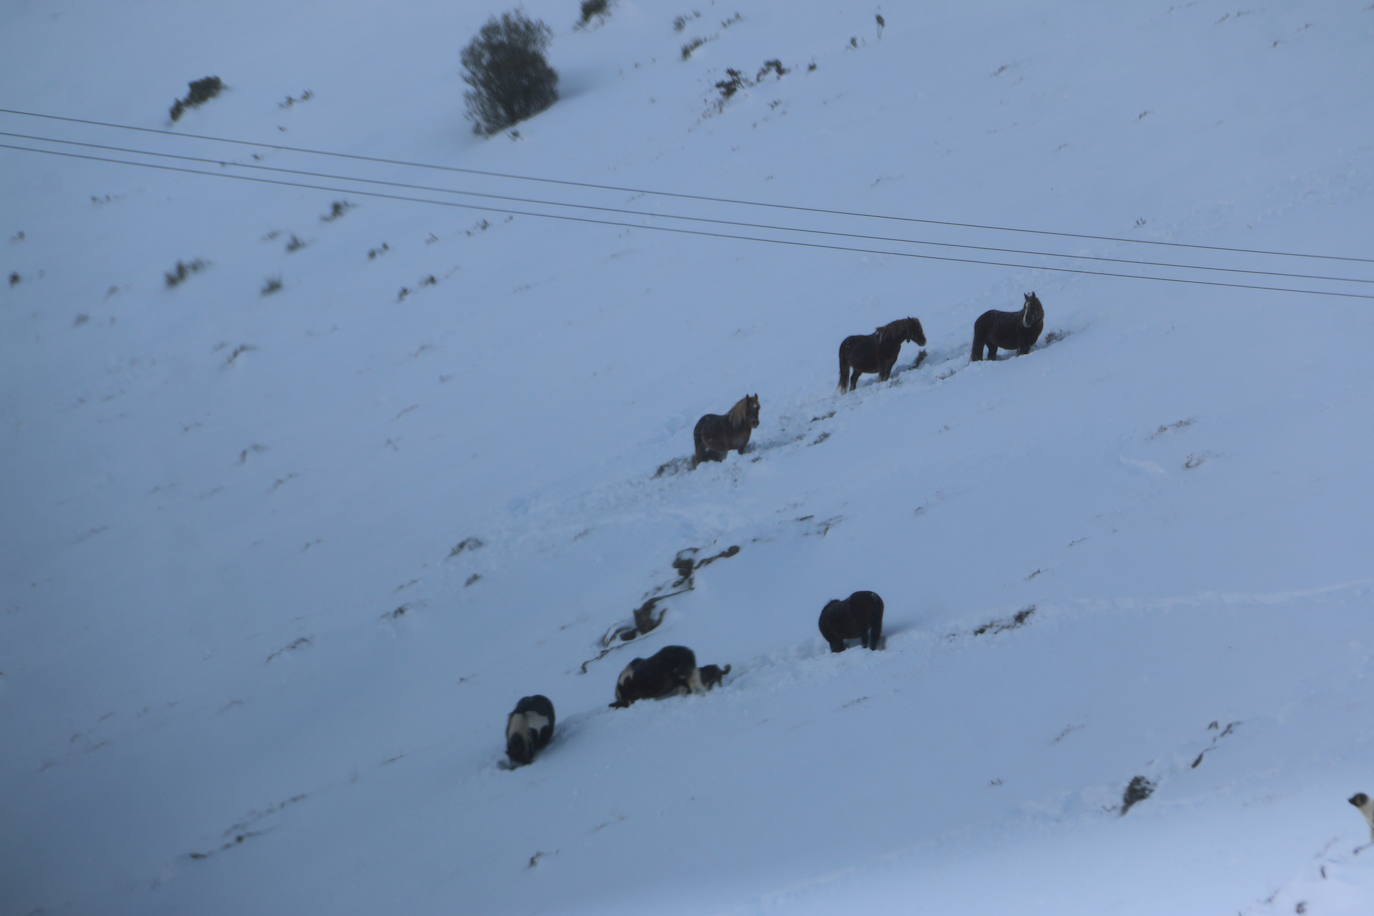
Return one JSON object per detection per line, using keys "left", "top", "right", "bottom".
{"left": 692, "top": 394, "right": 760, "bottom": 466}
{"left": 970, "top": 292, "right": 1044, "bottom": 361}
{"left": 838, "top": 317, "right": 927, "bottom": 392}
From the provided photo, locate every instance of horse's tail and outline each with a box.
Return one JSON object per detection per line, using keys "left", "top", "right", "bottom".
{"left": 837, "top": 342, "right": 849, "bottom": 391}
{"left": 969, "top": 324, "right": 983, "bottom": 362}
{"left": 691, "top": 419, "right": 706, "bottom": 468}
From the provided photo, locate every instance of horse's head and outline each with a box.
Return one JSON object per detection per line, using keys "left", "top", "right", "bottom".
{"left": 1021, "top": 292, "right": 1044, "bottom": 328}
{"left": 743, "top": 393, "right": 761, "bottom": 428}
{"left": 905, "top": 317, "right": 927, "bottom": 346}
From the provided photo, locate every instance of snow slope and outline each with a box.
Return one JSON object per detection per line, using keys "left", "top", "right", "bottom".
{"left": 3, "top": 1, "right": 1374, "bottom": 913}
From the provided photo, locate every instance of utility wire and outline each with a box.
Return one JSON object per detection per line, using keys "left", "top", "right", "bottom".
{"left": 6, "top": 141, "right": 1372, "bottom": 301}
{"left": 3, "top": 105, "right": 1371, "bottom": 266}
{"left": 6, "top": 128, "right": 1370, "bottom": 288}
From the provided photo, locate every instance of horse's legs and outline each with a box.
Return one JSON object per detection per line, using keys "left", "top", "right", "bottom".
{"left": 848, "top": 368, "right": 860, "bottom": 392}
{"left": 869, "top": 607, "right": 884, "bottom": 650}
{"left": 985, "top": 344, "right": 998, "bottom": 361}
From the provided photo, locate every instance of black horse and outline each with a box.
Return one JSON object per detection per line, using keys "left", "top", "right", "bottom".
{"left": 505, "top": 695, "right": 555, "bottom": 767}
{"left": 970, "top": 292, "right": 1044, "bottom": 361}
{"left": 818, "top": 591, "right": 885, "bottom": 652}
{"left": 838, "top": 317, "right": 927, "bottom": 392}
{"left": 693, "top": 394, "right": 760, "bottom": 466}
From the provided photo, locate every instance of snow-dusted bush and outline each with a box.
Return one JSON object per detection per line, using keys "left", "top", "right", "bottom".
{"left": 461, "top": 11, "right": 559, "bottom": 136}
{"left": 169, "top": 76, "right": 223, "bottom": 122}
{"left": 577, "top": 0, "right": 609, "bottom": 28}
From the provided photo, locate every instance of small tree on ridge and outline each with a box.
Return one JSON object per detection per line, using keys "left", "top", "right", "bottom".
{"left": 461, "top": 11, "right": 559, "bottom": 136}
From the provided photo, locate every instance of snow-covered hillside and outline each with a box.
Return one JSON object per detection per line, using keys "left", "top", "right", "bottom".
{"left": 4, "top": 1, "right": 1374, "bottom": 913}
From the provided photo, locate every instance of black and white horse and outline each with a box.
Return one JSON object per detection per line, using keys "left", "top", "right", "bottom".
{"left": 505, "top": 694, "right": 556, "bottom": 767}
{"left": 612, "top": 646, "right": 698, "bottom": 707}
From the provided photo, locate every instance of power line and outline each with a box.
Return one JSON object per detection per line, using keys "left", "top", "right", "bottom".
{"left": 4, "top": 140, "right": 1373, "bottom": 301}
{"left": 3, "top": 105, "right": 1371, "bottom": 267}
{"left": 6, "top": 128, "right": 1371, "bottom": 288}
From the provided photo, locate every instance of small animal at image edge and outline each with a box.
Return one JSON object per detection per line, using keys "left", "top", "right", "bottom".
{"left": 1350, "top": 792, "right": 1374, "bottom": 841}
{"left": 612, "top": 645, "right": 701, "bottom": 707}
{"left": 696, "top": 663, "right": 731, "bottom": 690}
{"left": 692, "top": 394, "right": 760, "bottom": 467}
{"left": 818, "top": 591, "right": 885, "bottom": 652}
{"left": 506, "top": 695, "right": 555, "bottom": 767}
{"left": 970, "top": 292, "right": 1045, "bottom": 361}
{"left": 837, "top": 317, "right": 926, "bottom": 392}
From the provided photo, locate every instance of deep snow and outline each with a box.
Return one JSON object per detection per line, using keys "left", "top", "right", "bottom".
{"left": 3, "top": 1, "right": 1374, "bottom": 914}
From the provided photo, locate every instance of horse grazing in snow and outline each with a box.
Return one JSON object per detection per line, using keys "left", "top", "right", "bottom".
{"left": 837, "top": 317, "right": 927, "bottom": 392}
{"left": 970, "top": 292, "right": 1044, "bottom": 361}
{"left": 505, "top": 694, "right": 555, "bottom": 767}
{"left": 693, "top": 394, "right": 760, "bottom": 467}
{"left": 818, "top": 591, "right": 885, "bottom": 653}
{"left": 611, "top": 645, "right": 711, "bottom": 707}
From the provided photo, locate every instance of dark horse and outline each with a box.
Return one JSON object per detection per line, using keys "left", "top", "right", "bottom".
{"left": 692, "top": 394, "right": 760, "bottom": 466}
{"left": 970, "top": 292, "right": 1044, "bottom": 361}
{"left": 838, "top": 317, "right": 927, "bottom": 392}
{"left": 818, "top": 590, "right": 885, "bottom": 652}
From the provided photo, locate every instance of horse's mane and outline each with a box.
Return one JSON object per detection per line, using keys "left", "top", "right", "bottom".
{"left": 877, "top": 317, "right": 918, "bottom": 343}
{"left": 727, "top": 395, "right": 756, "bottom": 425}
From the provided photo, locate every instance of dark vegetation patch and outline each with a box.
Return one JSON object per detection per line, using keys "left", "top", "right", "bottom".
{"left": 448, "top": 536, "right": 484, "bottom": 558}
{"left": 265, "top": 637, "right": 311, "bottom": 663}
{"left": 681, "top": 36, "right": 711, "bottom": 60}
{"left": 237, "top": 443, "right": 268, "bottom": 465}
{"left": 1149, "top": 417, "right": 1195, "bottom": 439}
{"left": 320, "top": 200, "right": 353, "bottom": 222}
{"left": 970, "top": 605, "right": 1036, "bottom": 636}
{"left": 164, "top": 259, "right": 208, "bottom": 288}
{"left": 225, "top": 343, "right": 256, "bottom": 366}
{"left": 1190, "top": 720, "right": 1240, "bottom": 769}
{"left": 580, "top": 545, "right": 741, "bottom": 672}
{"left": 170, "top": 76, "right": 224, "bottom": 122}
{"left": 1119, "top": 775, "right": 1155, "bottom": 815}
{"left": 278, "top": 89, "right": 314, "bottom": 109}
{"left": 576, "top": 0, "right": 610, "bottom": 29}
{"left": 260, "top": 276, "right": 283, "bottom": 297}
{"left": 461, "top": 11, "right": 559, "bottom": 136}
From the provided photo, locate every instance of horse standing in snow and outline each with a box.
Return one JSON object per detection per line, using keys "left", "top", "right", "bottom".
{"left": 837, "top": 317, "right": 927, "bottom": 392}
{"left": 970, "top": 292, "right": 1045, "bottom": 361}
{"left": 818, "top": 591, "right": 885, "bottom": 653}
{"left": 505, "top": 695, "right": 556, "bottom": 767}
{"left": 611, "top": 645, "right": 702, "bottom": 707}
{"left": 692, "top": 394, "right": 760, "bottom": 467}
